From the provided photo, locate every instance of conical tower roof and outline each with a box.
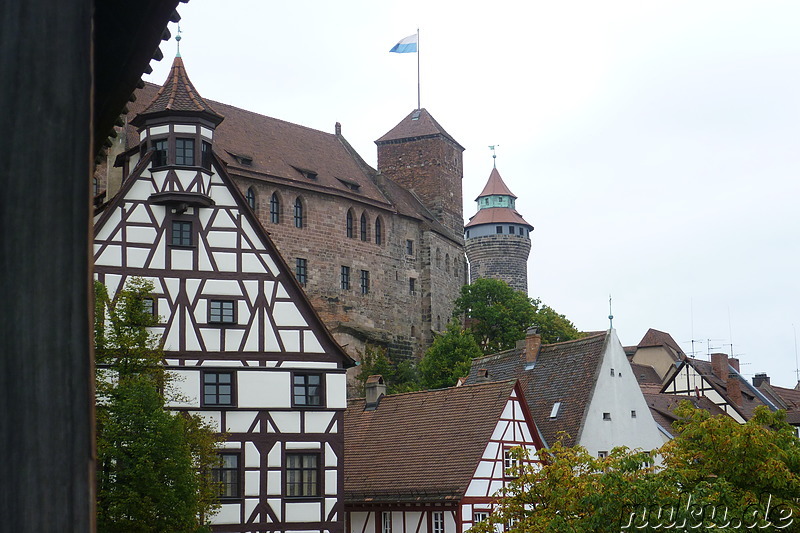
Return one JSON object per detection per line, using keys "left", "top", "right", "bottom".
{"left": 475, "top": 167, "right": 517, "bottom": 201}
{"left": 375, "top": 108, "right": 463, "bottom": 150}
{"left": 132, "top": 56, "right": 223, "bottom": 126}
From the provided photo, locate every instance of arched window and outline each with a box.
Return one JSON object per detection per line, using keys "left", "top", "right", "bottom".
{"left": 294, "top": 198, "right": 304, "bottom": 228}
{"left": 246, "top": 187, "right": 256, "bottom": 210}
{"left": 360, "top": 213, "right": 367, "bottom": 241}
{"left": 346, "top": 209, "right": 354, "bottom": 238}
{"left": 445, "top": 254, "right": 450, "bottom": 273}
{"left": 270, "top": 193, "right": 280, "bottom": 224}
{"left": 375, "top": 217, "right": 383, "bottom": 245}
{"left": 453, "top": 259, "right": 459, "bottom": 278}
{"left": 435, "top": 248, "right": 441, "bottom": 268}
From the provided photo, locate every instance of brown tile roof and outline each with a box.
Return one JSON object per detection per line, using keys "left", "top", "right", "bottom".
{"left": 637, "top": 328, "right": 685, "bottom": 356}
{"left": 644, "top": 393, "right": 727, "bottom": 436}
{"left": 475, "top": 168, "right": 517, "bottom": 200}
{"left": 135, "top": 56, "right": 223, "bottom": 123}
{"left": 344, "top": 380, "right": 518, "bottom": 503}
{"left": 630, "top": 362, "right": 663, "bottom": 394}
{"left": 464, "top": 207, "right": 532, "bottom": 229}
{"left": 375, "top": 108, "right": 464, "bottom": 150}
{"left": 755, "top": 382, "right": 800, "bottom": 414}
{"left": 464, "top": 333, "right": 609, "bottom": 448}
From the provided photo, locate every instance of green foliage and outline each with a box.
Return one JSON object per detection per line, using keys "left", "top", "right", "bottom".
{"left": 95, "top": 279, "right": 220, "bottom": 532}
{"left": 355, "top": 344, "right": 419, "bottom": 395}
{"left": 470, "top": 403, "right": 800, "bottom": 533}
{"left": 453, "top": 279, "right": 581, "bottom": 354}
{"left": 419, "top": 319, "right": 482, "bottom": 389}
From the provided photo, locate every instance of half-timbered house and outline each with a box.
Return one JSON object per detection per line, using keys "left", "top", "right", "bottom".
{"left": 94, "top": 54, "right": 354, "bottom": 533}
{"left": 344, "top": 379, "right": 545, "bottom": 533}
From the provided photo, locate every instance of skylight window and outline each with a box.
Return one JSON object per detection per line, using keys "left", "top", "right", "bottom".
{"left": 549, "top": 402, "right": 561, "bottom": 419}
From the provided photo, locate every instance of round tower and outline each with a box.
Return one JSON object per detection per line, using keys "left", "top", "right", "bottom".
{"left": 465, "top": 167, "right": 533, "bottom": 293}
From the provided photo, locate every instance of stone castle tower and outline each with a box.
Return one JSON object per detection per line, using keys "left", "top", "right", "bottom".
{"left": 465, "top": 167, "right": 533, "bottom": 293}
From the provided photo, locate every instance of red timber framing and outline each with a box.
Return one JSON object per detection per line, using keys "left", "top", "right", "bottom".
{"left": 344, "top": 381, "right": 544, "bottom": 533}
{"left": 94, "top": 56, "right": 353, "bottom": 532}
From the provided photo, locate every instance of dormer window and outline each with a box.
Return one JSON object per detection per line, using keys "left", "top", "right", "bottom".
{"left": 175, "top": 138, "right": 195, "bottom": 166}
{"left": 337, "top": 177, "right": 360, "bottom": 191}
{"left": 152, "top": 139, "right": 167, "bottom": 167}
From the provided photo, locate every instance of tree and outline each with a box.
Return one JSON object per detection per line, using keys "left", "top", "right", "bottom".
{"left": 419, "top": 319, "right": 483, "bottom": 390}
{"left": 95, "top": 279, "right": 221, "bottom": 533}
{"left": 453, "top": 279, "right": 580, "bottom": 354}
{"left": 354, "top": 343, "right": 419, "bottom": 395}
{"left": 470, "top": 403, "right": 800, "bottom": 533}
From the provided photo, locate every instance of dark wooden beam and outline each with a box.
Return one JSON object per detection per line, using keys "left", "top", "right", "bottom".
{"left": 0, "top": 1, "right": 94, "bottom": 531}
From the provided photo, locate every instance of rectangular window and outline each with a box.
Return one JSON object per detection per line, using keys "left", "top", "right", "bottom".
{"left": 175, "top": 137, "right": 195, "bottom": 166}
{"left": 201, "top": 141, "right": 212, "bottom": 170}
{"left": 598, "top": 451, "right": 608, "bottom": 458}
{"left": 503, "top": 448, "right": 519, "bottom": 477}
{"left": 213, "top": 453, "right": 240, "bottom": 499}
{"left": 341, "top": 266, "right": 350, "bottom": 290}
{"left": 509, "top": 226, "right": 514, "bottom": 234}
{"left": 473, "top": 512, "right": 489, "bottom": 524}
{"left": 142, "top": 297, "right": 155, "bottom": 317}
{"left": 171, "top": 220, "right": 192, "bottom": 246}
{"left": 409, "top": 277, "right": 416, "bottom": 295}
{"left": 432, "top": 511, "right": 444, "bottom": 533}
{"left": 293, "top": 373, "right": 322, "bottom": 406}
{"left": 496, "top": 226, "right": 503, "bottom": 234}
{"left": 382, "top": 511, "right": 392, "bottom": 533}
{"left": 406, "top": 239, "right": 414, "bottom": 255}
{"left": 286, "top": 453, "right": 319, "bottom": 497}
{"left": 296, "top": 258, "right": 307, "bottom": 286}
{"left": 209, "top": 299, "right": 235, "bottom": 324}
{"left": 360, "top": 270, "right": 370, "bottom": 295}
{"left": 203, "top": 371, "right": 234, "bottom": 406}
{"left": 603, "top": 412, "right": 611, "bottom": 421}
{"left": 631, "top": 410, "right": 637, "bottom": 418}
{"left": 152, "top": 139, "right": 167, "bottom": 167}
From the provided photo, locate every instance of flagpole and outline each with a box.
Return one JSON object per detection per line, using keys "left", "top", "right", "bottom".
{"left": 416, "top": 28, "right": 420, "bottom": 110}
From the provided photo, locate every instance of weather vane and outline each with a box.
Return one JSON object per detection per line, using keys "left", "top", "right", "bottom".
{"left": 608, "top": 294, "right": 614, "bottom": 329}
{"left": 488, "top": 145, "right": 499, "bottom": 168}
{"left": 176, "top": 23, "right": 182, "bottom": 57}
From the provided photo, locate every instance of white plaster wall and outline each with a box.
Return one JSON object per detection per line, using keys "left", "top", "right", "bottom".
{"left": 579, "top": 330, "right": 665, "bottom": 456}
{"left": 238, "top": 371, "right": 291, "bottom": 408}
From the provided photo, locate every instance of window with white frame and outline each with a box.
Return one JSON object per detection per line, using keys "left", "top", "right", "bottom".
{"left": 382, "top": 511, "right": 392, "bottom": 533}
{"left": 473, "top": 511, "right": 489, "bottom": 524}
{"left": 503, "top": 447, "right": 520, "bottom": 477}
{"left": 432, "top": 511, "right": 444, "bottom": 533}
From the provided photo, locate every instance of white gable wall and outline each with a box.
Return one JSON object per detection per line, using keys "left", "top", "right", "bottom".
{"left": 579, "top": 330, "right": 664, "bottom": 457}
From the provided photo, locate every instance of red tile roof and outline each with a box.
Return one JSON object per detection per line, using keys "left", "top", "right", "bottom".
{"left": 344, "top": 380, "right": 519, "bottom": 503}
{"left": 637, "top": 328, "right": 685, "bottom": 356}
{"left": 465, "top": 333, "right": 609, "bottom": 448}
{"left": 135, "top": 56, "right": 223, "bottom": 122}
{"left": 644, "top": 393, "right": 727, "bottom": 436}
{"left": 475, "top": 168, "right": 517, "bottom": 200}
{"left": 465, "top": 207, "right": 532, "bottom": 229}
{"left": 375, "top": 108, "right": 463, "bottom": 150}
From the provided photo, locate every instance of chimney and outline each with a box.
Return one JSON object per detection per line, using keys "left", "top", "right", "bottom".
{"left": 710, "top": 353, "right": 728, "bottom": 380}
{"left": 727, "top": 372, "right": 742, "bottom": 407}
{"left": 335, "top": 122, "right": 342, "bottom": 135}
{"left": 364, "top": 375, "right": 386, "bottom": 410}
{"left": 476, "top": 368, "right": 489, "bottom": 382}
{"left": 525, "top": 328, "right": 542, "bottom": 366}
{"left": 752, "top": 372, "right": 770, "bottom": 388}
{"left": 728, "top": 358, "right": 740, "bottom": 372}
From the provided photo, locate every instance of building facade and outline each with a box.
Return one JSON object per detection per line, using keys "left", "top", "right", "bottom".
{"left": 465, "top": 167, "right": 533, "bottom": 294}
{"left": 94, "top": 56, "right": 354, "bottom": 532}
{"left": 102, "top": 66, "right": 467, "bottom": 365}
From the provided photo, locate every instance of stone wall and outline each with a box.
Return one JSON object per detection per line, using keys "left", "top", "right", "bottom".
{"left": 466, "top": 234, "right": 531, "bottom": 294}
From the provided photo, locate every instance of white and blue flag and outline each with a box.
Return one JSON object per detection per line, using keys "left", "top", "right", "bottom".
{"left": 390, "top": 33, "right": 418, "bottom": 53}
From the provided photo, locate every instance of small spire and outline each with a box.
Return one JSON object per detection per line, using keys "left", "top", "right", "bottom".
{"left": 488, "top": 145, "right": 499, "bottom": 168}
{"left": 175, "top": 23, "right": 182, "bottom": 58}
{"left": 608, "top": 294, "right": 614, "bottom": 329}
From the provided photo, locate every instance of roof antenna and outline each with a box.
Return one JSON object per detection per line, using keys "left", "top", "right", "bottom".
{"left": 608, "top": 294, "right": 614, "bottom": 329}
{"left": 175, "top": 23, "right": 182, "bottom": 57}
{"left": 489, "top": 145, "right": 499, "bottom": 168}
{"left": 794, "top": 324, "right": 799, "bottom": 385}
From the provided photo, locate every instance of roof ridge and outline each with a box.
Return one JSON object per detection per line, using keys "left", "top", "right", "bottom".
{"left": 347, "top": 378, "right": 517, "bottom": 403}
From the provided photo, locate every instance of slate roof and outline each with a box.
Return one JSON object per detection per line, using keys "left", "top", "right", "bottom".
{"left": 464, "top": 207, "right": 533, "bottom": 229}
{"left": 344, "top": 380, "right": 519, "bottom": 503}
{"left": 465, "top": 332, "right": 609, "bottom": 448}
{"left": 133, "top": 56, "right": 223, "bottom": 124}
{"left": 475, "top": 168, "right": 517, "bottom": 200}
{"left": 375, "top": 108, "right": 463, "bottom": 150}
{"left": 637, "top": 328, "right": 685, "bottom": 356}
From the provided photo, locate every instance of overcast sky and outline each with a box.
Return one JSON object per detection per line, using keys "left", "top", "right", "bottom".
{"left": 146, "top": 1, "right": 800, "bottom": 387}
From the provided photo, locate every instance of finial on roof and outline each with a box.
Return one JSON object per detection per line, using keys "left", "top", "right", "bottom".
{"left": 608, "top": 294, "right": 614, "bottom": 329}
{"left": 175, "top": 23, "right": 182, "bottom": 57}
{"left": 489, "top": 145, "right": 499, "bottom": 168}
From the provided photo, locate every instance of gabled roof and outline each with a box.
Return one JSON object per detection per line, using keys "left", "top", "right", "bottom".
{"left": 754, "top": 381, "right": 800, "bottom": 424}
{"left": 465, "top": 207, "right": 532, "bottom": 229}
{"left": 375, "top": 108, "right": 464, "bottom": 150}
{"left": 637, "top": 328, "right": 685, "bottom": 356}
{"left": 465, "top": 332, "right": 609, "bottom": 448}
{"left": 344, "top": 380, "right": 519, "bottom": 503}
{"left": 475, "top": 168, "right": 517, "bottom": 200}
{"left": 644, "top": 393, "right": 727, "bottom": 437}
{"left": 630, "top": 362, "right": 663, "bottom": 394}
{"left": 132, "top": 56, "right": 223, "bottom": 125}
